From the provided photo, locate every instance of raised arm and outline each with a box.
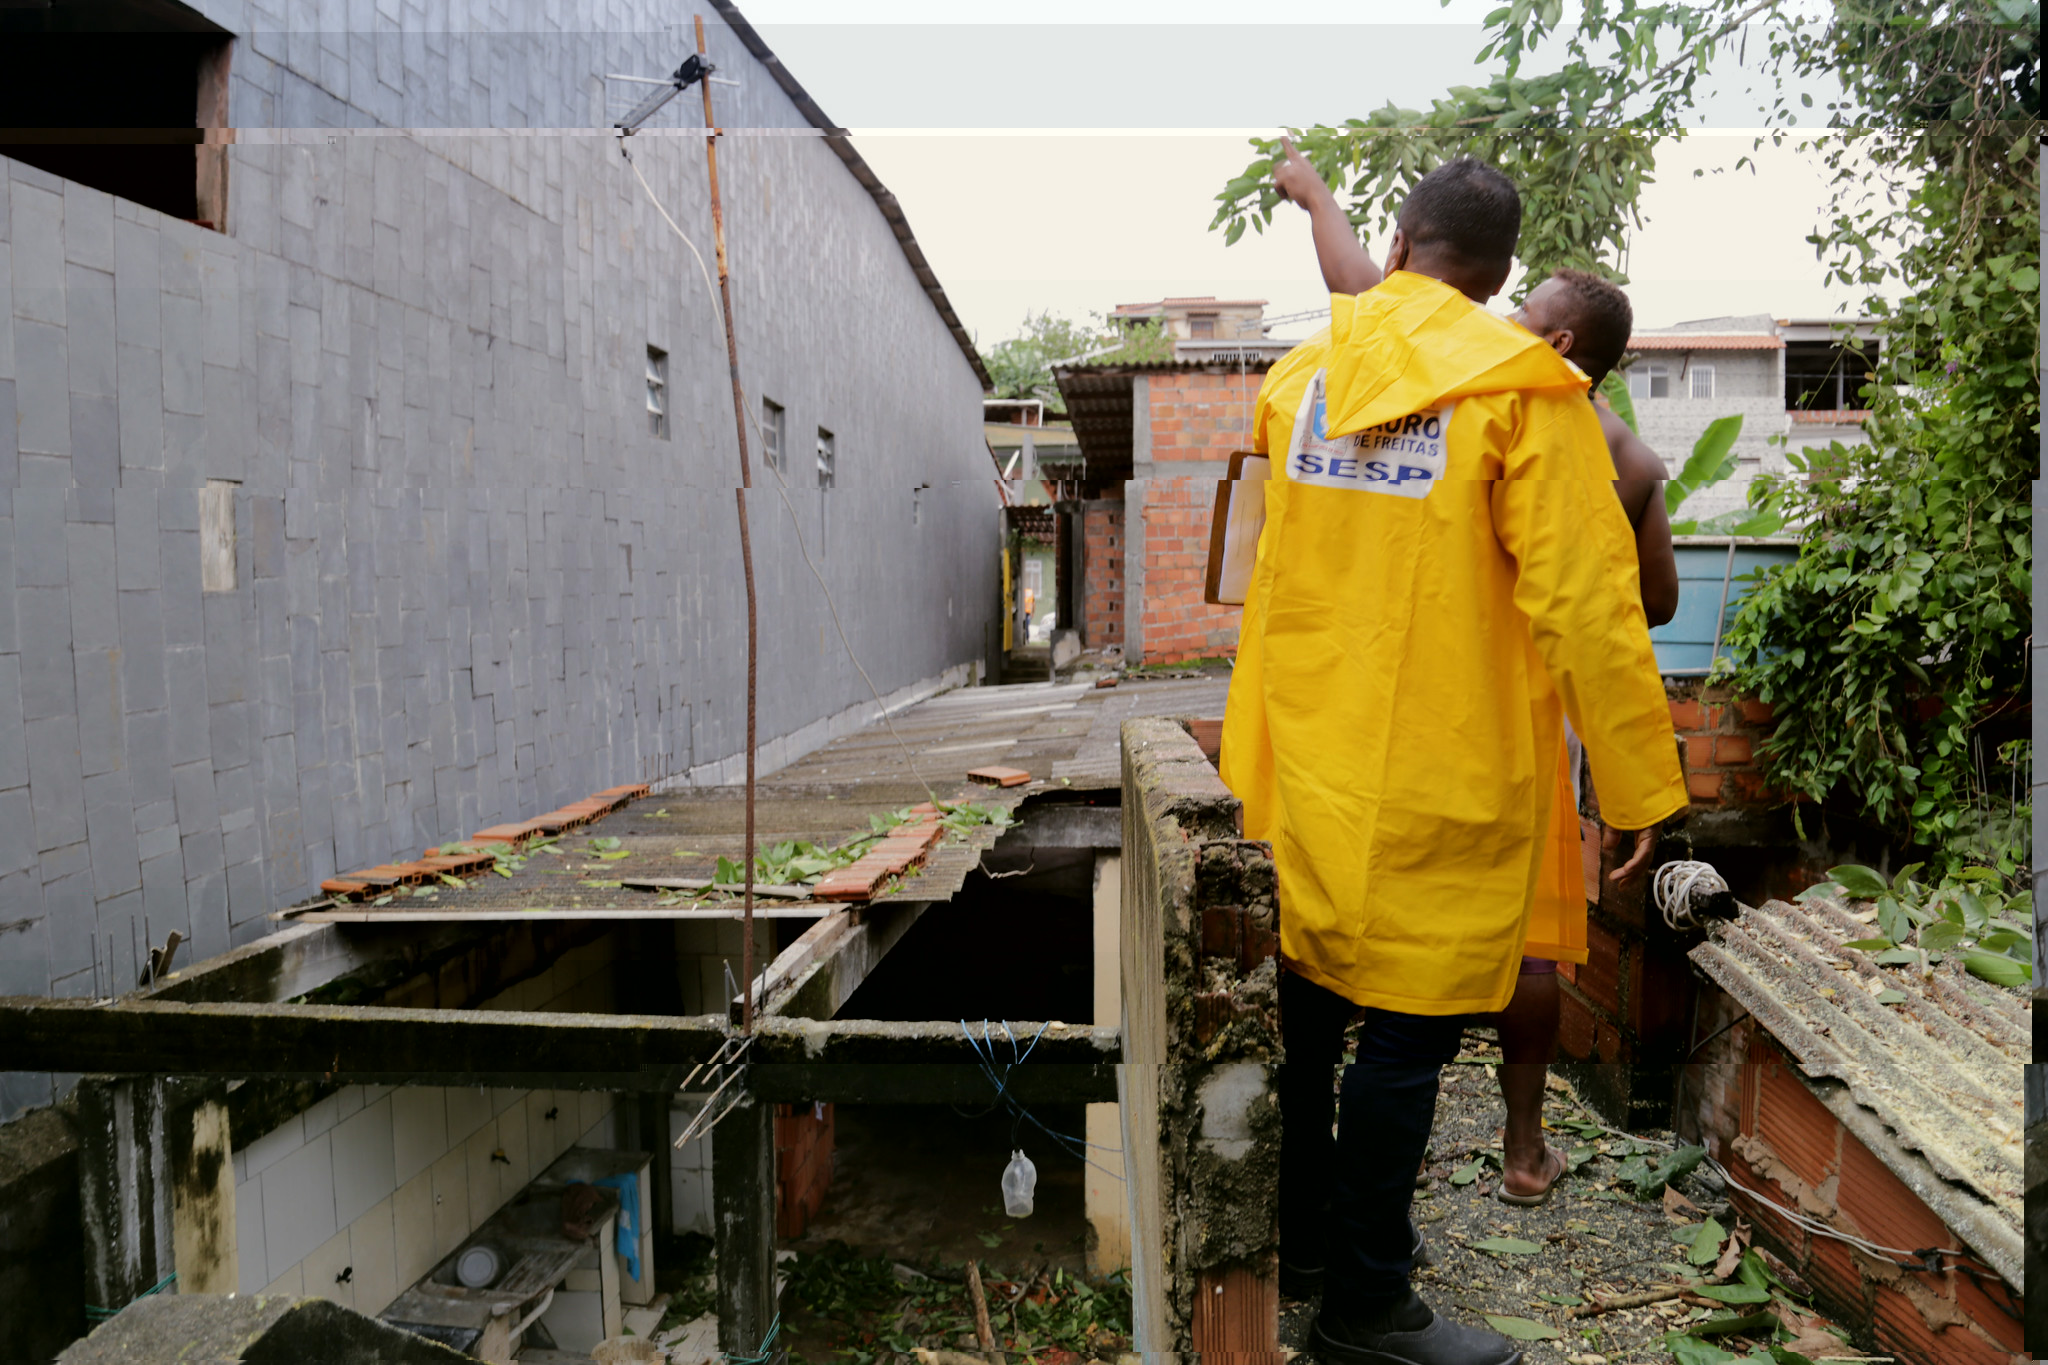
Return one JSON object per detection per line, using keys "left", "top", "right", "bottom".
{"left": 1273, "top": 138, "right": 1383, "bottom": 296}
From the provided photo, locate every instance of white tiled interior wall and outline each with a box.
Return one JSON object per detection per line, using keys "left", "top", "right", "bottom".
{"left": 671, "top": 919, "right": 775, "bottom": 1015}
{"left": 670, "top": 1097, "right": 716, "bottom": 1235}
{"left": 229, "top": 937, "right": 622, "bottom": 1315}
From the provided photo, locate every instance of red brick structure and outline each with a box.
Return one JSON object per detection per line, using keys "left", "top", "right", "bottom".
{"left": 774, "top": 1102, "right": 835, "bottom": 1239}
{"left": 1080, "top": 500, "right": 1126, "bottom": 650}
{"left": 1682, "top": 927, "right": 2026, "bottom": 1364}
{"left": 1056, "top": 358, "right": 1279, "bottom": 663}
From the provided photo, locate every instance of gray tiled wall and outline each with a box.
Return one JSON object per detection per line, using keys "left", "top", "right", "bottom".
{"left": 0, "top": 3, "right": 995, "bottom": 1115}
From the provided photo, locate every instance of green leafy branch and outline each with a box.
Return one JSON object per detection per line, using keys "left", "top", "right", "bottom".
{"left": 1797, "top": 860, "right": 2032, "bottom": 987}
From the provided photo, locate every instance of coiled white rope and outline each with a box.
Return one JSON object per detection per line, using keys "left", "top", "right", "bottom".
{"left": 1654, "top": 859, "right": 1731, "bottom": 931}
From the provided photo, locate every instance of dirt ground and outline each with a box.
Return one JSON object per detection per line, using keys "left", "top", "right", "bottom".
{"left": 1280, "top": 1038, "right": 1813, "bottom": 1364}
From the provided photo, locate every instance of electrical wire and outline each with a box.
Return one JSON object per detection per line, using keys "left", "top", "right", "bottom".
{"left": 959, "top": 1019, "right": 1127, "bottom": 1184}
{"left": 1654, "top": 859, "right": 1731, "bottom": 931}
{"left": 1562, "top": 1086, "right": 2010, "bottom": 1292}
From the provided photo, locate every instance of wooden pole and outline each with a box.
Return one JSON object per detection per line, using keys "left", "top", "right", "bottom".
{"left": 695, "top": 13, "right": 758, "bottom": 1033}
{"left": 966, "top": 1258, "right": 999, "bottom": 1358}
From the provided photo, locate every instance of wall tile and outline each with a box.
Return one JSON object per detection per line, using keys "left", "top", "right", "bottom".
{"left": 428, "top": 1145, "right": 469, "bottom": 1261}
{"left": 241, "top": 1110, "right": 304, "bottom": 1183}
{"left": 330, "top": 1091, "right": 394, "bottom": 1228}
{"left": 301, "top": 1226, "right": 355, "bottom": 1312}
{"left": 389, "top": 1084, "right": 445, "bottom": 1186}
{"left": 259, "top": 1129, "right": 336, "bottom": 1282}
{"left": 347, "top": 1195, "right": 399, "bottom": 1316}
{"left": 234, "top": 1167, "right": 268, "bottom": 1296}
{"left": 390, "top": 1168, "right": 435, "bottom": 1290}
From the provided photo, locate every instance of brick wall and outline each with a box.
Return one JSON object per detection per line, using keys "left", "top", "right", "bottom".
{"left": 773, "top": 1102, "right": 834, "bottom": 1240}
{"left": 1081, "top": 500, "right": 1124, "bottom": 650}
{"left": 1670, "top": 687, "right": 1784, "bottom": 810}
{"left": 1682, "top": 1026, "right": 2026, "bottom": 1365}
{"left": 1128, "top": 370, "right": 1261, "bottom": 665}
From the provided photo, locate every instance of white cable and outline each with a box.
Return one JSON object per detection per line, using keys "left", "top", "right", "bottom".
{"left": 618, "top": 136, "right": 942, "bottom": 803}
{"left": 1704, "top": 1156, "right": 1972, "bottom": 1267}
{"left": 1655, "top": 859, "right": 1731, "bottom": 931}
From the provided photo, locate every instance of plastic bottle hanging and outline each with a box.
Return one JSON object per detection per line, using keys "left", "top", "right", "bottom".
{"left": 1002, "top": 1149, "right": 1038, "bottom": 1218}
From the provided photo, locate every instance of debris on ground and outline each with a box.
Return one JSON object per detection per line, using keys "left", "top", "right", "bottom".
{"left": 1280, "top": 1041, "right": 1865, "bottom": 1364}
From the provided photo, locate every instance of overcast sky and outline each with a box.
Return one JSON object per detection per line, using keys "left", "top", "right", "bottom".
{"left": 736, "top": 1, "right": 1883, "bottom": 340}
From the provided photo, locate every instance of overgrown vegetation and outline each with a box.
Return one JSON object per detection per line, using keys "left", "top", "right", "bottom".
{"left": 981, "top": 311, "right": 1175, "bottom": 416}
{"left": 780, "top": 1243, "right": 1132, "bottom": 1365}
{"left": 1212, "top": 0, "right": 2038, "bottom": 883}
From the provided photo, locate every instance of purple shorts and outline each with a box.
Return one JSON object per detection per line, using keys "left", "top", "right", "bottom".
{"left": 1519, "top": 956, "right": 1559, "bottom": 976}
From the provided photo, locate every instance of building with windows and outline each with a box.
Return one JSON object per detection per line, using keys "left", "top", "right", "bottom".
{"left": 0, "top": 0, "right": 998, "bottom": 1107}
{"left": 1624, "top": 314, "right": 1879, "bottom": 521}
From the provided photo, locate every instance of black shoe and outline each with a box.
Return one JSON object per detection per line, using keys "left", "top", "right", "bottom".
{"left": 1311, "top": 1293, "right": 1522, "bottom": 1365}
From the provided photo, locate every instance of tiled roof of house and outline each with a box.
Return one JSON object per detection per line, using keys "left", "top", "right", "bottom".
{"left": 1690, "top": 894, "right": 2028, "bottom": 1282}
{"left": 1628, "top": 334, "right": 1787, "bottom": 350}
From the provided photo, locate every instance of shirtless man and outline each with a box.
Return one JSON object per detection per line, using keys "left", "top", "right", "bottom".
{"left": 1269, "top": 139, "right": 1676, "bottom": 1209}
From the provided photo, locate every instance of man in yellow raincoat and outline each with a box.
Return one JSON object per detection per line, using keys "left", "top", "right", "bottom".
{"left": 1221, "top": 156, "right": 1687, "bottom": 1365}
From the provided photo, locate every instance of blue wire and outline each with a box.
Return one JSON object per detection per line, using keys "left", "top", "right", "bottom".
{"left": 959, "top": 1019, "right": 1126, "bottom": 1183}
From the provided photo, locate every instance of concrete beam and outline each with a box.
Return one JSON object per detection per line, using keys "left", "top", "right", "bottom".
{"left": 753, "top": 902, "right": 929, "bottom": 1022}
{"left": 0, "top": 1001, "right": 1119, "bottom": 1088}
{"left": 0, "top": 998, "right": 729, "bottom": 1090}
{"left": 748, "top": 1063, "right": 1115, "bottom": 1106}
{"left": 144, "top": 919, "right": 607, "bottom": 1008}
{"left": 1003, "top": 801, "right": 1123, "bottom": 850}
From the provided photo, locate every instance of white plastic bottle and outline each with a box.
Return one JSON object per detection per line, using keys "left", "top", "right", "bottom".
{"left": 1002, "top": 1149, "right": 1037, "bottom": 1218}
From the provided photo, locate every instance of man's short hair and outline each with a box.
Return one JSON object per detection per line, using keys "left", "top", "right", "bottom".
{"left": 1396, "top": 158, "right": 1521, "bottom": 269}
{"left": 1548, "top": 268, "right": 1633, "bottom": 384}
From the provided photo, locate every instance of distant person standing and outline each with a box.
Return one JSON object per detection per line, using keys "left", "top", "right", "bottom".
{"left": 1221, "top": 152, "right": 1686, "bottom": 1365}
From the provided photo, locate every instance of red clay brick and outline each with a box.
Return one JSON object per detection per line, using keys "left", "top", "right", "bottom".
{"left": 1685, "top": 736, "right": 1716, "bottom": 770}
{"left": 1752, "top": 1059, "right": 1839, "bottom": 1190}
{"left": 1687, "top": 771, "right": 1725, "bottom": 801}
{"left": 1734, "top": 699, "right": 1775, "bottom": 726}
{"left": 1668, "top": 699, "right": 1707, "bottom": 730}
{"left": 1578, "top": 921, "right": 1622, "bottom": 1014}
{"left": 1714, "top": 735, "right": 1755, "bottom": 766}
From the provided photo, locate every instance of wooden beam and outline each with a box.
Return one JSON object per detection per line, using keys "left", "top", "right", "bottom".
{"left": 0, "top": 998, "right": 728, "bottom": 1090}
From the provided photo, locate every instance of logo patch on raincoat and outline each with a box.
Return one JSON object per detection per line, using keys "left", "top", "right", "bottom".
{"left": 1285, "top": 369, "right": 1453, "bottom": 500}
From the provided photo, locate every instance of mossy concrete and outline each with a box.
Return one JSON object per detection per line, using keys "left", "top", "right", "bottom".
{"left": 57, "top": 1294, "right": 471, "bottom": 1363}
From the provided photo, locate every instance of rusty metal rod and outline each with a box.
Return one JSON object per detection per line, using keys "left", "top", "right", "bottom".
{"left": 697, "top": 12, "right": 758, "bottom": 1033}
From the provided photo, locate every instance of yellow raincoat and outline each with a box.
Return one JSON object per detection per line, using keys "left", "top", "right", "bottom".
{"left": 1221, "top": 273, "right": 1685, "bottom": 1015}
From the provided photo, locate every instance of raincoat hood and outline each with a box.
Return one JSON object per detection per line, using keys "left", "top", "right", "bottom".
{"left": 1324, "top": 272, "right": 1590, "bottom": 439}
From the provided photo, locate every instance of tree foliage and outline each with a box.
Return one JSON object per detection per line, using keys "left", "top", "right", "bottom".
{"left": 1211, "top": 0, "right": 2040, "bottom": 877}
{"left": 981, "top": 311, "right": 1174, "bottom": 416}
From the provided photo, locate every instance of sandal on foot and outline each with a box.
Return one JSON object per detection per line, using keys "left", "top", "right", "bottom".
{"left": 1495, "top": 1146, "right": 1567, "bottom": 1206}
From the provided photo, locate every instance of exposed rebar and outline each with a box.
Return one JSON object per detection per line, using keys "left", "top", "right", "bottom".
{"left": 697, "top": 12, "right": 758, "bottom": 1033}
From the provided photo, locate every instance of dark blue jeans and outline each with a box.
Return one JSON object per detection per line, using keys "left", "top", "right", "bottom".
{"left": 1278, "top": 967, "right": 1466, "bottom": 1313}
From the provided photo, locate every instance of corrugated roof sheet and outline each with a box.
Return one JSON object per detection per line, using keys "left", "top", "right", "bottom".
{"left": 1690, "top": 895, "right": 2027, "bottom": 1280}
{"left": 1628, "top": 334, "right": 1786, "bottom": 350}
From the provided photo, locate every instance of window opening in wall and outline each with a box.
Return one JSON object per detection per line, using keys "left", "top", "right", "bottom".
{"left": 0, "top": 5, "right": 233, "bottom": 229}
{"left": 816, "top": 428, "right": 835, "bottom": 490}
{"left": 201, "top": 479, "right": 238, "bottom": 593}
{"left": 761, "top": 397, "right": 784, "bottom": 470}
{"left": 1690, "top": 364, "right": 1715, "bottom": 400}
{"left": 1187, "top": 313, "right": 1217, "bottom": 339}
{"left": 1627, "top": 363, "right": 1670, "bottom": 399}
{"left": 646, "top": 347, "right": 669, "bottom": 439}
{"left": 1784, "top": 340, "right": 1878, "bottom": 411}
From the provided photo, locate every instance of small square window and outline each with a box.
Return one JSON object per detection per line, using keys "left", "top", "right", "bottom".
{"left": 1690, "top": 364, "right": 1715, "bottom": 400}
{"left": 1188, "top": 314, "right": 1217, "bottom": 339}
{"left": 816, "top": 428, "right": 835, "bottom": 490}
{"left": 761, "top": 397, "right": 784, "bottom": 469}
{"left": 646, "top": 347, "right": 668, "bottom": 439}
{"left": 1627, "top": 364, "right": 1670, "bottom": 399}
